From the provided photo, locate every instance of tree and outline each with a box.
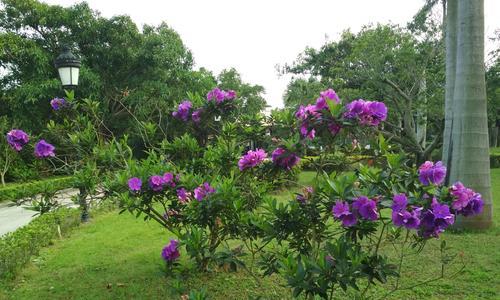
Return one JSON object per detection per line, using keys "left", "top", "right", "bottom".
{"left": 217, "top": 68, "right": 267, "bottom": 117}
{"left": 442, "top": 0, "right": 492, "bottom": 229}
{"left": 0, "top": 0, "right": 194, "bottom": 138}
{"left": 486, "top": 47, "right": 500, "bottom": 147}
{"left": 283, "top": 77, "right": 326, "bottom": 109}
{"left": 283, "top": 25, "right": 445, "bottom": 163}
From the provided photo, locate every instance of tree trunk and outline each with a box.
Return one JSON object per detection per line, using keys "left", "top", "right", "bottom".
{"left": 78, "top": 187, "right": 90, "bottom": 222}
{"left": 490, "top": 127, "right": 499, "bottom": 147}
{"left": 497, "top": 125, "right": 500, "bottom": 147}
{"left": 416, "top": 75, "right": 428, "bottom": 148}
{"left": 448, "top": 0, "right": 492, "bottom": 229}
{"left": 442, "top": 0, "right": 457, "bottom": 174}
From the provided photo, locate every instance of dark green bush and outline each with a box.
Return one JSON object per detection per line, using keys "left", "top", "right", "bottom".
{"left": 0, "top": 176, "right": 74, "bottom": 203}
{"left": 491, "top": 153, "right": 500, "bottom": 168}
{"left": 300, "top": 153, "right": 372, "bottom": 173}
{"left": 0, "top": 208, "right": 81, "bottom": 279}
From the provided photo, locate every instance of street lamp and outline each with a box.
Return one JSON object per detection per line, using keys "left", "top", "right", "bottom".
{"left": 54, "top": 45, "right": 81, "bottom": 89}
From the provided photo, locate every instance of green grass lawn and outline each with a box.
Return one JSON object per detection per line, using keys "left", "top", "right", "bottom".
{"left": 1, "top": 170, "right": 498, "bottom": 299}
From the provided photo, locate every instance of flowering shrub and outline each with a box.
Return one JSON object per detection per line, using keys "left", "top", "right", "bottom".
{"left": 112, "top": 87, "right": 483, "bottom": 298}
{"left": 253, "top": 89, "right": 483, "bottom": 298}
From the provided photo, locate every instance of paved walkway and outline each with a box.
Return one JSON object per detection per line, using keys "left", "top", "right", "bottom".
{"left": 0, "top": 188, "right": 80, "bottom": 237}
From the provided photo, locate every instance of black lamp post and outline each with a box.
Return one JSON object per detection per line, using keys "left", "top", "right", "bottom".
{"left": 54, "top": 45, "right": 81, "bottom": 89}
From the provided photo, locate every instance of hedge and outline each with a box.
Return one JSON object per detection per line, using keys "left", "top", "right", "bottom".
{"left": 0, "top": 208, "right": 81, "bottom": 279}
{"left": 0, "top": 176, "right": 74, "bottom": 203}
{"left": 300, "top": 154, "right": 372, "bottom": 172}
{"left": 491, "top": 153, "right": 500, "bottom": 168}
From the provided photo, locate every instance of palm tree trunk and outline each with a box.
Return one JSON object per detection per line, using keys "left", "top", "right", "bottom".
{"left": 442, "top": 0, "right": 457, "bottom": 175}
{"left": 448, "top": 0, "right": 492, "bottom": 229}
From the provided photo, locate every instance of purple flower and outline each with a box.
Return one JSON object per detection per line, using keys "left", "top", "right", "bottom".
{"left": 299, "top": 123, "right": 316, "bottom": 140}
{"left": 418, "top": 161, "right": 446, "bottom": 186}
{"left": 172, "top": 100, "right": 192, "bottom": 121}
{"left": 6, "top": 129, "right": 29, "bottom": 151}
{"left": 344, "top": 99, "right": 387, "bottom": 126}
{"left": 238, "top": 148, "right": 267, "bottom": 171}
{"left": 327, "top": 122, "right": 342, "bottom": 135}
{"left": 161, "top": 239, "right": 180, "bottom": 262}
{"left": 191, "top": 109, "right": 202, "bottom": 123}
{"left": 207, "top": 87, "right": 226, "bottom": 103}
{"left": 392, "top": 209, "right": 422, "bottom": 229}
{"left": 419, "top": 199, "right": 455, "bottom": 238}
{"left": 128, "top": 177, "right": 142, "bottom": 192}
{"left": 391, "top": 193, "right": 408, "bottom": 212}
{"left": 365, "top": 101, "right": 387, "bottom": 125}
{"left": 194, "top": 182, "right": 216, "bottom": 201}
{"left": 34, "top": 140, "right": 55, "bottom": 158}
{"left": 271, "top": 147, "right": 300, "bottom": 170}
{"left": 315, "top": 88, "right": 340, "bottom": 110}
{"left": 449, "top": 182, "right": 484, "bottom": 216}
{"left": 148, "top": 175, "right": 164, "bottom": 192}
{"left": 459, "top": 193, "right": 484, "bottom": 217}
{"left": 225, "top": 90, "right": 237, "bottom": 100}
{"left": 352, "top": 196, "right": 379, "bottom": 221}
{"left": 50, "top": 98, "right": 67, "bottom": 110}
{"left": 332, "top": 201, "right": 357, "bottom": 227}
{"left": 163, "top": 172, "right": 176, "bottom": 188}
{"left": 320, "top": 89, "right": 341, "bottom": 103}
{"left": 295, "top": 104, "right": 320, "bottom": 121}
{"left": 177, "top": 188, "right": 191, "bottom": 203}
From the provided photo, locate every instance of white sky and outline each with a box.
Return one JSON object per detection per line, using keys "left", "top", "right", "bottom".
{"left": 42, "top": 0, "right": 500, "bottom": 108}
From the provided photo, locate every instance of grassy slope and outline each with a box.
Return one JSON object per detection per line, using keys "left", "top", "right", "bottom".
{"left": 0, "top": 170, "right": 498, "bottom": 300}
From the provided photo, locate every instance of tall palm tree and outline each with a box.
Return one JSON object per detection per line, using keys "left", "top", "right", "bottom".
{"left": 443, "top": 0, "right": 492, "bottom": 229}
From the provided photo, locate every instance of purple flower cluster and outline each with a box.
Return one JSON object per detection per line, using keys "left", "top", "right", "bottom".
{"left": 50, "top": 98, "right": 68, "bottom": 110}
{"left": 238, "top": 148, "right": 267, "bottom": 171}
{"left": 128, "top": 172, "right": 179, "bottom": 193}
{"left": 194, "top": 182, "right": 216, "bottom": 201}
{"left": 34, "top": 140, "right": 55, "bottom": 158}
{"left": 295, "top": 89, "right": 344, "bottom": 140}
{"left": 271, "top": 147, "right": 300, "bottom": 170}
{"left": 206, "top": 87, "right": 236, "bottom": 104}
{"left": 332, "top": 201, "right": 357, "bottom": 227}
{"left": 389, "top": 193, "right": 456, "bottom": 238}
{"left": 419, "top": 198, "right": 455, "bottom": 238}
{"left": 332, "top": 196, "right": 379, "bottom": 227}
{"left": 391, "top": 194, "right": 421, "bottom": 230}
{"left": 177, "top": 188, "right": 191, "bottom": 204}
{"left": 449, "top": 182, "right": 484, "bottom": 216}
{"left": 418, "top": 161, "right": 446, "bottom": 186}
{"left": 296, "top": 186, "right": 314, "bottom": 204}
{"left": 161, "top": 239, "right": 180, "bottom": 262}
{"left": 148, "top": 175, "right": 164, "bottom": 191}
{"left": 191, "top": 109, "right": 202, "bottom": 123}
{"left": 6, "top": 129, "right": 29, "bottom": 151}
{"left": 315, "top": 88, "right": 340, "bottom": 110}
{"left": 344, "top": 99, "right": 387, "bottom": 126}
{"left": 352, "top": 196, "right": 379, "bottom": 221}
{"left": 172, "top": 100, "right": 192, "bottom": 121}
{"left": 296, "top": 104, "right": 320, "bottom": 140}
{"left": 128, "top": 177, "right": 142, "bottom": 192}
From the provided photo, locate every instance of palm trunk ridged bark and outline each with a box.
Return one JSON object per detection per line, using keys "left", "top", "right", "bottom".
{"left": 447, "top": 0, "right": 492, "bottom": 229}
{"left": 442, "top": 0, "right": 457, "bottom": 174}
